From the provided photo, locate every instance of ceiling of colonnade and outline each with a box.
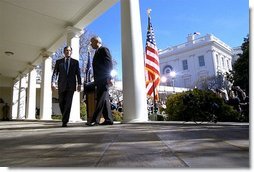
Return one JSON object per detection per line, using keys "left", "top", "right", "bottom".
{"left": 0, "top": 0, "right": 118, "bottom": 82}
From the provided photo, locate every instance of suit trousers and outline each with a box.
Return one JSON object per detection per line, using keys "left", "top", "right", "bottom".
{"left": 91, "top": 85, "right": 113, "bottom": 123}
{"left": 59, "top": 90, "right": 74, "bottom": 124}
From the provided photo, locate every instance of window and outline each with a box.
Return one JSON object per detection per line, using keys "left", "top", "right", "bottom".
{"left": 184, "top": 78, "right": 191, "bottom": 88}
{"left": 163, "top": 65, "right": 173, "bottom": 75}
{"left": 198, "top": 55, "right": 205, "bottom": 67}
{"left": 182, "top": 60, "right": 188, "bottom": 70}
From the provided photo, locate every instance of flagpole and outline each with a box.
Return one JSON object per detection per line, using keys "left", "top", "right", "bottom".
{"left": 152, "top": 81, "right": 158, "bottom": 115}
{"left": 147, "top": 8, "right": 152, "bottom": 17}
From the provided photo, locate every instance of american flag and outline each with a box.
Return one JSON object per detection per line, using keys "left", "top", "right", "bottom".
{"left": 85, "top": 51, "right": 92, "bottom": 83}
{"left": 145, "top": 10, "right": 160, "bottom": 101}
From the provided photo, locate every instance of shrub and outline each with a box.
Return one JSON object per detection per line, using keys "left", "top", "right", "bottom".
{"left": 165, "top": 89, "right": 242, "bottom": 122}
{"left": 80, "top": 102, "right": 87, "bottom": 120}
{"left": 52, "top": 114, "right": 61, "bottom": 120}
{"left": 112, "top": 110, "right": 123, "bottom": 122}
{"left": 51, "top": 103, "right": 88, "bottom": 121}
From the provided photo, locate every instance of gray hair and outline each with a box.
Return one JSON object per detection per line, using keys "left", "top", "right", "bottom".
{"left": 91, "top": 36, "right": 102, "bottom": 44}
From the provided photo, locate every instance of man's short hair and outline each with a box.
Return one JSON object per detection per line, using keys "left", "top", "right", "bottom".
{"left": 91, "top": 36, "right": 102, "bottom": 44}
{"left": 63, "top": 46, "right": 72, "bottom": 52}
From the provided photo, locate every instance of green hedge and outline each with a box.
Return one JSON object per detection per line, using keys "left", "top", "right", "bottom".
{"left": 165, "top": 89, "right": 243, "bottom": 122}
{"left": 51, "top": 102, "right": 87, "bottom": 121}
{"left": 112, "top": 110, "right": 123, "bottom": 122}
{"left": 80, "top": 102, "right": 87, "bottom": 120}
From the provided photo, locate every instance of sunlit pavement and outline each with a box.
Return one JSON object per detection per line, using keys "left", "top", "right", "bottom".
{"left": 0, "top": 120, "right": 249, "bottom": 168}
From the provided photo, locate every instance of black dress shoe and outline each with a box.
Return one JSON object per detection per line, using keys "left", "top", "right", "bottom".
{"left": 99, "top": 121, "right": 113, "bottom": 125}
{"left": 86, "top": 122, "right": 99, "bottom": 126}
{"left": 62, "top": 123, "right": 67, "bottom": 127}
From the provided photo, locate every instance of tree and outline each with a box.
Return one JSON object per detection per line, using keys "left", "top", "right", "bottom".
{"left": 79, "top": 29, "right": 96, "bottom": 78}
{"left": 79, "top": 29, "right": 118, "bottom": 79}
{"left": 232, "top": 35, "right": 249, "bottom": 95}
{"left": 195, "top": 71, "right": 231, "bottom": 91}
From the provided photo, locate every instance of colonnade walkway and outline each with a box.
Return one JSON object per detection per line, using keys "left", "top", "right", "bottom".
{"left": 0, "top": 120, "right": 249, "bottom": 168}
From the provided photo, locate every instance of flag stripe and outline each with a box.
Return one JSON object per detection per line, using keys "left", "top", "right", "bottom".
{"left": 145, "top": 56, "right": 160, "bottom": 69}
{"left": 146, "top": 42, "right": 158, "bottom": 51}
{"left": 145, "top": 64, "right": 160, "bottom": 76}
{"left": 146, "top": 50, "right": 159, "bottom": 64}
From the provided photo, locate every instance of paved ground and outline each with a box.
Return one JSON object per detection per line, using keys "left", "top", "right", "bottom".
{"left": 0, "top": 120, "right": 249, "bottom": 168}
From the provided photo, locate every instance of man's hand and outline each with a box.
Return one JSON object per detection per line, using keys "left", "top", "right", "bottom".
{"left": 51, "top": 85, "right": 56, "bottom": 91}
{"left": 77, "top": 85, "right": 81, "bottom": 92}
{"left": 107, "top": 79, "right": 113, "bottom": 87}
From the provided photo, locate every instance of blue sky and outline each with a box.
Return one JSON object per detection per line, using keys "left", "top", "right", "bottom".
{"left": 86, "top": 0, "right": 249, "bottom": 81}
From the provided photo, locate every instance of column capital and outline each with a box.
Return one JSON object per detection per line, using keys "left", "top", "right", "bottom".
{"left": 14, "top": 72, "right": 24, "bottom": 83}
{"left": 40, "top": 49, "right": 53, "bottom": 59}
{"left": 18, "top": 71, "right": 25, "bottom": 78}
{"left": 65, "top": 26, "right": 83, "bottom": 39}
{"left": 27, "top": 62, "right": 36, "bottom": 70}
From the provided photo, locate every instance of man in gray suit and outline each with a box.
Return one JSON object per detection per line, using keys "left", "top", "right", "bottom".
{"left": 52, "top": 46, "right": 81, "bottom": 127}
{"left": 86, "top": 36, "right": 114, "bottom": 126}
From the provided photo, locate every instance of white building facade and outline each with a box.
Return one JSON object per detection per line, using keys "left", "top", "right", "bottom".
{"left": 159, "top": 33, "right": 233, "bottom": 89}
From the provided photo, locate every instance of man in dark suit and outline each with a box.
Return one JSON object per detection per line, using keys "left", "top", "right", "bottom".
{"left": 86, "top": 36, "right": 114, "bottom": 126}
{"left": 52, "top": 46, "right": 81, "bottom": 127}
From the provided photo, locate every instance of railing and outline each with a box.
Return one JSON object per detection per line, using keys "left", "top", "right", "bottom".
{"left": 159, "top": 34, "right": 232, "bottom": 55}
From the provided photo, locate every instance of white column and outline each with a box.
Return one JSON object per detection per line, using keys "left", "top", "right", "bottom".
{"left": 40, "top": 55, "right": 52, "bottom": 120}
{"left": 66, "top": 26, "right": 83, "bottom": 122}
{"left": 211, "top": 50, "right": 217, "bottom": 75}
{"left": 17, "top": 74, "right": 27, "bottom": 119}
{"left": 121, "top": 0, "right": 148, "bottom": 122}
{"left": 11, "top": 79, "right": 20, "bottom": 119}
{"left": 26, "top": 68, "right": 37, "bottom": 119}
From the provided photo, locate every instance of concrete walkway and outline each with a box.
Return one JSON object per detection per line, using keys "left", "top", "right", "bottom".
{"left": 0, "top": 120, "right": 249, "bottom": 168}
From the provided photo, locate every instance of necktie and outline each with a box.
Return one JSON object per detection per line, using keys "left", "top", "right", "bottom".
{"left": 65, "top": 58, "right": 69, "bottom": 74}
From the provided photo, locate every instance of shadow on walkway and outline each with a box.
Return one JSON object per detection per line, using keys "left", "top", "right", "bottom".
{"left": 0, "top": 120, "right": 249, "bottom": 168}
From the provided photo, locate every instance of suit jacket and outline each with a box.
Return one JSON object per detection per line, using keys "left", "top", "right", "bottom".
{"left": 92, "top": 46, "right": 113, "bottom": 85}
{"left": 52, "top": 57, "right": 81, "bottom": 93}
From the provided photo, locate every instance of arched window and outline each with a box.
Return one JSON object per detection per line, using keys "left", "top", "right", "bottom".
{"left": 163, "top": 65, "right": 173, "bottom": 75}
